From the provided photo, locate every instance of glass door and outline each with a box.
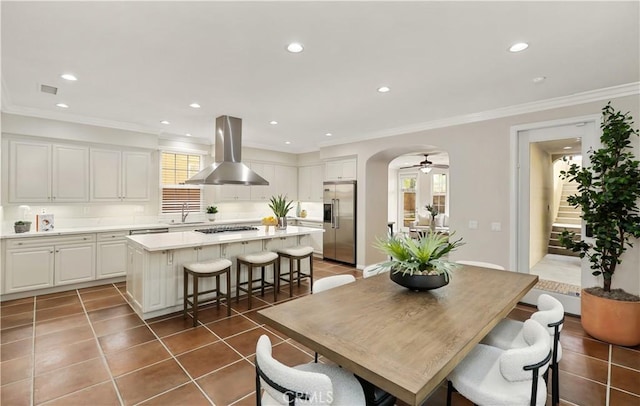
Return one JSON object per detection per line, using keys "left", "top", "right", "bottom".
{"left": 399, "top": 174, "right": 417, "bottom": 232}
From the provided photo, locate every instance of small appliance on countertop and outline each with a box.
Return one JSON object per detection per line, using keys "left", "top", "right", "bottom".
{"left": 195, "top": 225, "right": 258, "bottom": 234}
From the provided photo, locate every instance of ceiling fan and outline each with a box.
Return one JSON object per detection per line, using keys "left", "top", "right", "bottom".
{"left": 400, "top": 154, "right": 449, "bottom": 173}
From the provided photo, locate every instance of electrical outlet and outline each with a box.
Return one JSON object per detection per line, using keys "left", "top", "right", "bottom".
{"left": 491, "top": 222, "right": 502, "bottom": 231}
{"left": 468, "top": 220, "right": 478, "bottom": 229}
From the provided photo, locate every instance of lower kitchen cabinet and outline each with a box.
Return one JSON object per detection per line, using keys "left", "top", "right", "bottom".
{"left": 5, "top": 246, "right": 55, "bottom": 293}
{"left": 96, "top": 231, "right": 128, "bottom": 279}
{"left": 3, "top": 234, "right": 96, "bottom": 293}
{"left": 54, "top": 242, "right": 95, "bottom": 285}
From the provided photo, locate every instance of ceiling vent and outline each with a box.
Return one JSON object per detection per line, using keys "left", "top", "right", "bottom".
{"left": 40, "top": 84, "right": 58, "bottom": 95}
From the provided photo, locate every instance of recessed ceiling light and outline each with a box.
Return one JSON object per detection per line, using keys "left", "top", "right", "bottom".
{"left": 160, "top": 120, "right": 170, "bottom": 125}
{"left": 185, "top": 133, "right": 192, "bottom": 137}
{"left": 55, "top": 103, "right": 69, "bottom": 108}
{"left": 286, "top": 42, "right": 304, "bottom": 53}
{"left": 60, "top": 73, "right": 77, "bottom": 81}
{"left": 189, "top": 103, "right": 201, "bottom": 109}
{"left": 377, "top": 86, "right": 391, "bottom": 93}
{"left": 509, "top": 42, "right": 529, "bottom": 52}
{"left": 532, "top": 76, "right": 546, "bottom": 83}
{"left": 563, "top": 146, "right": 572, "bottom": 150}
{"left": 269, "top": 120, "right": 278, "bottom": 125}
{"left": 285, "top": 141, "right": 291, "bottom": 145}
{"left": 325, "top": 133, "right": 333, "bottom": 137}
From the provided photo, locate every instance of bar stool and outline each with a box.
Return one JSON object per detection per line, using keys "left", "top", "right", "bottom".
{"left": 236, "top": 251, "right": 278, "bottom": 310}
{"left": 276, "top": 245, "right": 314, "bottom": 299}
{"left": 183, "top": 258, "right": 232, "bottom": 327}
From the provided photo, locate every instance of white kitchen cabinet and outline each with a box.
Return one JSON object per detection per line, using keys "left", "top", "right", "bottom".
{"left": 54, "top": 241, "right": 96, "bottom": 285}
{"left": 8, "top": 140, "right": 89, "bottom": 203}
{"left": 90, "top": 148, "right": 150, "bottom": 202}
{"left": 97, "top": 231, "right": 128, "bottom": 279}
{"left": 3, "top": 234, "right": 95, "bottom": 293}
{"left": 324, "top": 158, "right": 357, "bottom": 181}
{"left": 298, "top": 165, "right": 323, "bottom": 201}
{"left": 296, "top": 220, "right": 323, "bottom": 255}
{"left": 250, "top": 162, "right": 275, "bottom": 201}
{"left": 5, "top": 245, "right": 55, "bottom": 293}
{"left": 273, "top": 165, "right": 297, "bottom": 201}
{"left": 219, "top": 184, "right": 251, "bottom": 201}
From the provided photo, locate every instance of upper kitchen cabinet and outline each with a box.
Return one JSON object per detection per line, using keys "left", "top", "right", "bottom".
{"left": 324, "top": 158, "right": 357, "bottom": 181}
{"left": 90, "top": 149, "right": 151, "bottom": 202}
{"left": 250, "top": 162, "right": 275, "bottom": 201}
{"left": 298, "top": 165, "right": 323, "bottom": 201}
{"left": 273, "top": 165, "right": 297, "bottom": 200}
{"left": 8, "top": 140, "right": 89, "bottom": 203}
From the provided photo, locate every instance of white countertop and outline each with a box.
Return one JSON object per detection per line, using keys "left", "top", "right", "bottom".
{"left": 126, "top": 225, "right": 323, "bottom": 252}
{"left": 0, "top": 217, "right": 322, "bottom": 240}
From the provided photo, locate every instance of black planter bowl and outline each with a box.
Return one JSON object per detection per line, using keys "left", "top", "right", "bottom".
{"left": 390, "top": 271, "right": 449, "bottom": 291}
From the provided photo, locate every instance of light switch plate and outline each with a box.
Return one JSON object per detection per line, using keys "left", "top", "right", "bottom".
{"left": 491, "top": 222, "right": 502, "bottom": 231}
{"left": 468, "top": 220, "right": 478, "bottom": 229}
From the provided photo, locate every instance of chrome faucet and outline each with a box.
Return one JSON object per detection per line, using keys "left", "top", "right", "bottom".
{"left": 181, "top": 203, "right": 189, "bottom": 223}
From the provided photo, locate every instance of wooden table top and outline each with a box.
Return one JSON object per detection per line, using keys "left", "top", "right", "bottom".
{"left": 257, "top": 266, "right": 538, "bottom": 405}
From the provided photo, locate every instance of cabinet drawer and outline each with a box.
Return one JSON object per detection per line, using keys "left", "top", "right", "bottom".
{"left": 298, "top": 221, "right": 322, "bottom": 228}
{"left": 6, "top": 234, "right": 96, "bottom": 249}
{"left": 97, "top": 231, "right": 128, "bottom": 241}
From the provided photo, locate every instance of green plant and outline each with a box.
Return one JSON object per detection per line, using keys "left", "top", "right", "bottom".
{"left": 560, "top": 102, "right": 640, "bottom": 295}
{"left": 268, "top": 194, "right": 294, "bottom": 217}
{"left": 206, "top": 205, "right": 218, "bottom": 214}
{"left": 375, "top": 232, "right": 464, "bottom": 281}
{"left": 425, "top": 204, "right": 439, "bottom": 221}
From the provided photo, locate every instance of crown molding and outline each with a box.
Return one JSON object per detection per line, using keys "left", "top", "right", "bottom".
{"left": 1, "top": 104, "right": 160, "bottom": 136}
{"left": 319, "top": 82, "right": 640, "bottom": 148}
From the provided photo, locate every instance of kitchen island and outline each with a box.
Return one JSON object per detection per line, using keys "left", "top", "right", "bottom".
{"left": 125, "top": 225, "right": 322, "bottom": 320}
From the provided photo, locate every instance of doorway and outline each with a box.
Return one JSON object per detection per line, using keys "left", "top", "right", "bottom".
{"left": 513, "top": 116, "right": 599, "bottom": 314}
{"left": 399, "top": 173, "right": 417, "bottom": 231}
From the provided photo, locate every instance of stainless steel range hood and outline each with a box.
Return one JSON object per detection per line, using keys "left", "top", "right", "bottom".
{"left": 185, "top": 115, "right": 269, "bottom": 185}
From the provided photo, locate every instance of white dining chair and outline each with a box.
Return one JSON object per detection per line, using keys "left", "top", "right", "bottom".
{"left": 255, "top": 334, "right": 365, "bottom": 406}
{"left": 362, "top": 263, "right": 391, "bottom": 278}
{"left": 482, "top": 294, "right": 565, "bottom": 406}
{"left": 311, "top": 274, "right": 396, "bottom": 406}
{"left": 455, "top": 260, "right": 505, "bottom": 270}
{"left": 311, "top": 274, "right": 356, "bottom": 363}
{"left": 447, "top": 319, "right": 552, "bottom": 406}
{"left": 312, "top": 274, "right": 356, "bottom": 293}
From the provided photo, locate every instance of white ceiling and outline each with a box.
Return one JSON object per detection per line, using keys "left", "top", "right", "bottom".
{"left": 2, "top": 1, "right": 639, "bottom": 154}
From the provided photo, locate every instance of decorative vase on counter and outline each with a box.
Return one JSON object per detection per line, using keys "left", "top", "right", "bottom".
{"left": 276, "top": 217, "right": 288, "bottom": 230}
{"left": 14, "top": 221, "right": 32, "bottom": 233}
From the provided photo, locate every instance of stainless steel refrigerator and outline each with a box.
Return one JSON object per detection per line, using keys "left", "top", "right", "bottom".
{"left": 323, "top": 181, "right": 356, "bottom": 265}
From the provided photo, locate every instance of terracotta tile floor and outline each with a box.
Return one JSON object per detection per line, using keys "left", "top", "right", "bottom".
{"left": 1, "top": 259, "right": 639, "bottom": 405}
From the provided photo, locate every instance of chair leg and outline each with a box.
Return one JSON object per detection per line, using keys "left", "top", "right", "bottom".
{"left": 552, "top": 364, "right": 560, "bottom": 406}
{"left": 248, "top": 266, "right": 253, "bottom": 310}
{"left": 183, "top": 269, "right": 188, "bottom": 320}
{"left": 260, "top": 266, "right": 266, "bottom": 297}
{"left": 192, "top": 276, "right": 199, "bottom": 327}
{"left": 216, "top": 274, "right": 221, "bottom": 310}
{"left": 288, "top": 257, "right": 293, "bottom": 298}
{"left": 273, "top": 262, "right": 278, "bottom": 302}
{"left": 309, "top": 254, "right": 313, "bottom": 288}
{"left": 446, "top": 380, "right": 453, "bottom": 406}
{"left": 314, "top": 352, "right": 318, "bottom": 363}
{"left": 226, "top": 269, "right": 231, "bottom": 317}
{"left": 236, "top": 260, "right": 241, "bottom": 303}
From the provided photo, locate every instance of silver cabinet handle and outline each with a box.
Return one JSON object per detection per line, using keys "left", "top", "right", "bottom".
{"left": 55, "top": 250, "right": 59, "bottom": 253}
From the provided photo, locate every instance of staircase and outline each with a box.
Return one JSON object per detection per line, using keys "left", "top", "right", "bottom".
{"left": 548, "top": 180, "right": 581, "bottom": 257}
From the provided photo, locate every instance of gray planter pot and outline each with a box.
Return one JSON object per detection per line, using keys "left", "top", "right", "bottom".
{"left": 14, "top": 221, "right": 32, "bottom": 233}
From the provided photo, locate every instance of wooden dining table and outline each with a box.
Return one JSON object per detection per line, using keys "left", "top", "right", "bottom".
{"left": 257, "top": 266, "right": 538, "bottom": 405}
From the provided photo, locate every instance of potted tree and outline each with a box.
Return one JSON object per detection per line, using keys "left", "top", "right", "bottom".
{"left": 206, "top": 205, "right": 218, "bottom": 222}
{"left": 268, "top": 194, "right": 294, "bottom": 230}
{"left": 375, "top": 231, "right": 464, "bottom": 291}
{"left": 560, "top": 102, "right": 640, "bottom": 346}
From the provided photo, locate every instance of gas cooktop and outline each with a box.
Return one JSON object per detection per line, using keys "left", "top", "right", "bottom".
{"left": 195, "top": 226, "right": 258, "bottom": 234}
